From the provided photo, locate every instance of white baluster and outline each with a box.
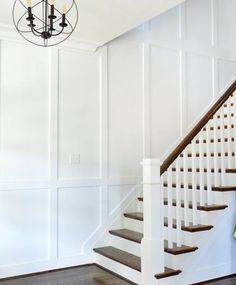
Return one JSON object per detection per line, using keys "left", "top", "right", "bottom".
{"left": 206, "top": 122, "right": 212, "bottom": 205}
{"left": 199, "top": 132, "right": 205, "bottom": 205}
{"left": 213, "top": 112, "right": 219, "bottom": 186}
{"left": 141, "top": 159, "right": 164, "bottom": 285}
{"left": 167, "top": 168, "right": 173, "bottom": 248}
{"left": 175, "top": 158, "right": 182, "bottom": 247}
{"left": 220, "top": 107, "right": 226, "bottom": 185}
{"left": 191, "top": 140, "right": 197, "bottom": 225}
{"left": 227, "top": 97, "right": 232, "bottom": 169}
{"left": 233, "top": 92, "right": 236, "bottom": 168}
{"left": 183, "top": 148, "right": 189, "bottom": 226}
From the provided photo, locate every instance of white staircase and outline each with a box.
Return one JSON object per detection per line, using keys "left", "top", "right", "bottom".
{"left": 93, "top": 81, "right": 236, "bottom": 285}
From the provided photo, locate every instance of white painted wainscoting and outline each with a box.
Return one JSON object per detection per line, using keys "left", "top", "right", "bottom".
{"left": 0, "top": 41, "right": 142, "bottom": 278}
{"left": 1, "top": 0, "right": 236, "bottom": 278}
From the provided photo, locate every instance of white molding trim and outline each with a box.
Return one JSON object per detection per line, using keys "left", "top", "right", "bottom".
{"left": 0, "top": 23, "right": 103, "bottom": 52}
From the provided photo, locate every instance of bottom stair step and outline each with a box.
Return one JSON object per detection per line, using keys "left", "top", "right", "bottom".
{"left": 94, "top": 246, "right": 141, "bottom": 272}
{"left": 109, "top": 229, "right": 198, "bottom": 255}
{"left": 93, "top": 246, "right": 181, "bottom": 280}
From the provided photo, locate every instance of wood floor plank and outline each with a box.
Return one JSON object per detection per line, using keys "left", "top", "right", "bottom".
{"left": 0, "top": 265, "right": 133, "bottom": 285}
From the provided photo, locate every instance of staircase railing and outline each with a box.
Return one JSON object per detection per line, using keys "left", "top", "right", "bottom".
{"left": 141, "top": 80, "right": 236, "bottom": 285}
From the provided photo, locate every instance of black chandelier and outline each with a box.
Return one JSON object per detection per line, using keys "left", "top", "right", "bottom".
{"left": 13, "top": 0, "right": 78, "bottom": 47}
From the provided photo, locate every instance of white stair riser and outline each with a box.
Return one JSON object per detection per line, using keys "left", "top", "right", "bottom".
{"left": 172, "top": 157, "right": 235, "bottom": 170}
{"left": 137, "top": 202, "right": 209, "bottom": 224}
{"left": 163, "top": 188, "right": 220, "bottom": 205}
{"left": 110, "top": 235, "right": 141, "bottom": 257}
{"left": 110, "top": 234, "right": 198, "bottom": 270}
{"left": 124, "top": 216, "right": 143, "bottom": 233}
{"left": 225, "top": 173, "right": 236, "bottom": 185}
{"left": 194, "top": 141, "right": 236, "bottom": 153}
{"left": 94, "top": 252, "right": 141, "bottom": 284}
{"left": 165, "top": 171, "right": 232, "bottom": 186}
{"left": 124, "top": 217, "right": 197, "bottom": 246}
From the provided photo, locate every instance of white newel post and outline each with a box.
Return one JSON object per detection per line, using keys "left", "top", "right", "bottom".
{"left": 141, "top": 159, "right": 164, "bottom": 285}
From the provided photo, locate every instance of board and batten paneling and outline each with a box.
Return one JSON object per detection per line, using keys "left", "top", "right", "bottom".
{"left": 2, "top": 0, "right": 236, "bottom": 279}
{"left": 0, "top": 40, "right": 141, "bottom": 279}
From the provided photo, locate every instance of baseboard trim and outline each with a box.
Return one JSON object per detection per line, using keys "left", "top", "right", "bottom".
{"left": 0, "top": 263, "right": 95, "bottom": 281}
{"left": 192, "top": 273, "right": 236, "bottom": 284}
{"left": 95, "top": 263, "right": 138, "bottom": 285}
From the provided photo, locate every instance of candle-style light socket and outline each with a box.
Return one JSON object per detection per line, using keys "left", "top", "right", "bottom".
{"left": 59, "top": 14, "right": 68, "bottom": 27}
{"left": 26, "top": 7, "right": 35, "bottom": 21}
{"left": 48, "top": 5, "right": 57, "bottom": 19}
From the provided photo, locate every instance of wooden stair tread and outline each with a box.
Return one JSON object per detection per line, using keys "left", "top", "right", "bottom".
{"left": 94, "top": 246, "right": 182, "bottom": 279}
{"left": 226, "top": 168, "right": 236, "bottom": 173}
{"left": 216, "top": 113, "right": 234, "bottom": 119}
{"left": 155, "top": 268, "right": 182, "bottom": 280}
{"left": 124, "top": 212, "right": 143, "bottom": 221}
{"left": 180, "top": 152, "right": 235, "bottom": 158}
{"left": 163, "top": 217, "right": 213, "bottom": 232}
{"left": 196, "top": 137, "right": 235, "bottom": 144}
{"left": 138, "top": 197, "right": 227, "bottom": 211}
{"left": 223, "top": 103, "right": 234, "bottom": 107}
{"left": 163, "top": 182, "right": 236, "bottom": 192}
{"left": 124, "top": 212, "right": 213, "bottom": 232}
{"left": 213, "top": 186, "right": 236, "bottom": 191}
{"left": 109, "top": 229, "right": 198, "bottom": 255}
{"left": 172, "top": 167, "right": 222, "bottom": 173}
{"left": 109, "top": 229, "right": 143, "bottom": 243}
{"left": 203, "top": 124, "right": 234, "bottom": 131}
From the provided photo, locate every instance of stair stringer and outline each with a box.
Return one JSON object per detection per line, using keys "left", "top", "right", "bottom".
{"left": 90, "top": 182, "right": 142, "bottom": 253}
{"left": 173, "top": 190, "right": 236, "bottom": 285}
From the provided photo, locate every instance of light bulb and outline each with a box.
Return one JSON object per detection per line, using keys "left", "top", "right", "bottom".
{"left": 26, "top": 0, "right": 32, "bottom": 7}
{"left": 49, "top": 0, "right": 55, "bottom": 4}
{"left": 62, "top": 4, "right": 67, "bottom": 14}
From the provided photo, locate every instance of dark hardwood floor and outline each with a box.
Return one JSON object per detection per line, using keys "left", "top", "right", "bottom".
{"left": 0, "top": 265, "right": 133, "bottom": 285}
{"left": 0, "top": 265, "right": 236, "bottom": 285}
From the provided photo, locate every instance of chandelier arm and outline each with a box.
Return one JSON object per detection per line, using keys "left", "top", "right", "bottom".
{"left": 51, "top": 26, "right": 65, "bottom": 37}
{"left": 34, "top": 24, "right": 50, "bottom": 32}
{"left": 31, "top": 26, "right": 43, "bottom": 37}
{"left": 51, "top": 16, "right": 73, "bottom": 37}
{"left": 52, "top": 16, "right": 62, "bottom": 25}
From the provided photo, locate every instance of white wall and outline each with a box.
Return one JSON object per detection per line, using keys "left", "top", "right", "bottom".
{"left": 0, "top": 40, "right": 142, "bottom": 278}
{"left": 1, "top": 0, "right": 236, "bottom": 278}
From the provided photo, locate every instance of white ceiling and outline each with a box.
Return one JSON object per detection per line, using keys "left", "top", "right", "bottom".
{"left": 2, "top": 0, "right": 185, "bottom": 48}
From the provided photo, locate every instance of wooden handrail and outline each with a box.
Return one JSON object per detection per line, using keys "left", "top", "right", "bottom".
{"left": 160, "top": 80, "right": 236, "bottom": 175}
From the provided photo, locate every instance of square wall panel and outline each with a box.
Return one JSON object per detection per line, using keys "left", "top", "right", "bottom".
{"left": 58, "top": 50, "right": 101, "bottom": 180}
{"left": 108, "top": 40, "right": 143, "bottom": 178}
{"left": 218, "top": 59, "right": 236, "bottom": 96}
{"left": 150, "top": 5, "right": 180, "bottom": 46}
{"left": 218, "top": 0, "right": 236, "bottom": 50}
{"left": 0, "top": 189, "right": 49, "bottom": 266}
{"left": 150, "top": 46, "right": 181, "bottom": 158}
{"left": 185, "top": 0, "right": 212, "bottom": 46}
{"left": 58, "top": 187, "right": 101, "bottom": 258}
{"left": 186, "top": 53, "right": 213, "bottom": 127}
{"left": 0, "top": 42, "right": 49, "bottom": 181}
